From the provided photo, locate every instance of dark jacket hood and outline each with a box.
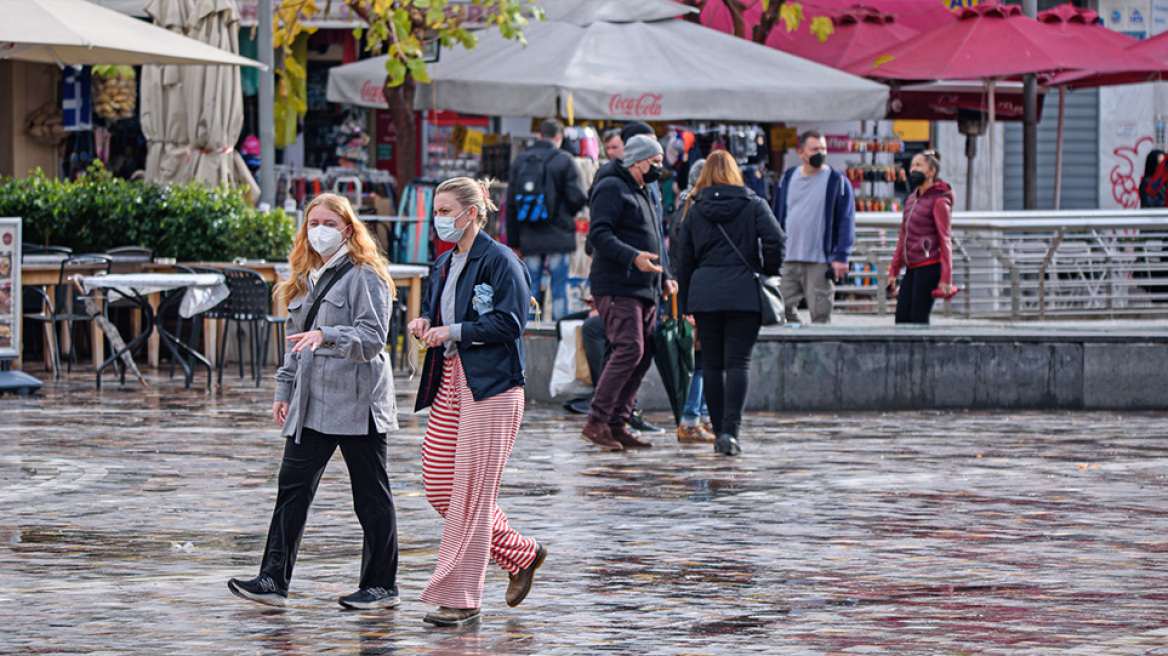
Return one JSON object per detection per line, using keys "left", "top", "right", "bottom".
{"left": 691, "top": 185, "right": 754, "bottom": 223}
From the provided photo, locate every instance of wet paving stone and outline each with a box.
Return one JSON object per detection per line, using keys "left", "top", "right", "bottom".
{"left": 2, "top": 370, "right": 1168, "bottom": 654}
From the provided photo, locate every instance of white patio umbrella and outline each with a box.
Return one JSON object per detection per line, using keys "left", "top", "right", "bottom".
{"left": 178, "top": 0, "right": 258, "bottom": 199}
{"left": 141, "top": 0, "right": 194, "bottom": 185}
{"left": 0, "top": 0, "right": 264, "bottom": 67}
{"left": 327, "top": 17, "right": 888, "bottom": 122}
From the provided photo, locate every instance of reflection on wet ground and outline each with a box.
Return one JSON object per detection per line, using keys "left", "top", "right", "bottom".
{"left": 2, "top": 371, "right": 1168, "bottom": 654}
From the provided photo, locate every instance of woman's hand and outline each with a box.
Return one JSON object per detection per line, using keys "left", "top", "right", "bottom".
{"left": 272, "top": 401, "right": 289, "bottom": 427}
{"left": 287, "top": 329, "right": 324, "bottom": 353}
{"left": 408, "top": 317, "right": 431, "bottom": 338}
{"left": 937, "top": 281, "right": 956, "bottom": 299}
{"left": 421, "top": 325, "right": 452, "bottom": 349}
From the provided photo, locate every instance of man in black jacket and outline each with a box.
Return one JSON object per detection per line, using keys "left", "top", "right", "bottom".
{"left": 505, "top": 119, "right": 587, "bottom": 320}
{"left": 581, "top": 135, "right": 676, "bottom": 451}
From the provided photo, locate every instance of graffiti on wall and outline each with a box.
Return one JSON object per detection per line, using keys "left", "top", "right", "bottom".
{"left": 1111, "top": 136, "right": 1155, "bottom": 208}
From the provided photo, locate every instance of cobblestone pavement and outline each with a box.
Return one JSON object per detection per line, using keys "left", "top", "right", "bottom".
{"left": 3, "top": 371, "right": 1168, "bottom": 655}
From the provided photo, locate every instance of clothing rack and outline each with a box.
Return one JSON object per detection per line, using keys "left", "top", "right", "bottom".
{"left": 275, "top": 165, "right": 397, "bottom": 212}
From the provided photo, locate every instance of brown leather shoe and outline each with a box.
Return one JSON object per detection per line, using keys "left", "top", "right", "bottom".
{"left": 610, "top": 424, "right": 652, "bottom": 449}
{"left": 422, "top": 606, "right": 481, "bottom": 627}
{"left": 581, "top": 419, "right": 622, "bottom": 450}
{"left": 505, "top": 542, "right": 546, "bottom": 607}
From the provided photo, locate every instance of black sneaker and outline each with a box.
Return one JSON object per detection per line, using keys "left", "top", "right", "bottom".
{"left": 714, "top": 434, "right": 742, "bottom": 456}
{"left": 628, "top": 410, "right": 665, "bottom": 434}
{"left": 227, "top": 575, "right": 287, "bottom": 607}
{"left": 339, "top": 587, "right": 401, "bottom": 610}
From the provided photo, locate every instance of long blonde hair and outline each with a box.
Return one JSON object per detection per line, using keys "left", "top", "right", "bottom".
{"left": 274, "top": 193, "right": 395, "bottom": 306}
{"left": 682, "top": 150, "right": 745, "bottom": 222}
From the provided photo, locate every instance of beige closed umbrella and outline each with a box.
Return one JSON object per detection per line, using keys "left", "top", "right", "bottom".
{"left": 179, "top": 0, "right": 258, "bottom": 200}
{"left": 141, "top": 0, "right": 194, "bottom": 185}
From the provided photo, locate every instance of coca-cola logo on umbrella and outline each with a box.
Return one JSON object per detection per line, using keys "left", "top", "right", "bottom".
{"left": 360, "top": 81, "right": 390, "bottom": 107}
{"left": 609, "top": 93, "right": 664, "bottom": 118}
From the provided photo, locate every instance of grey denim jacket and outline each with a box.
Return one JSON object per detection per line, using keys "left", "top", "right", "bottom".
{"left": 274, "top": 263, "right": 398, "bottom": 441}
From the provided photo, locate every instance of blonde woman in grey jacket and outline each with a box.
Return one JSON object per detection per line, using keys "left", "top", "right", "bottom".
{"left": 228, "top": 193, "right": 400, "bottom": 610}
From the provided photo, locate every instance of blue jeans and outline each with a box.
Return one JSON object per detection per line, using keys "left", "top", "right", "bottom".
{"left": 525, "top": 252, "right": 571, "bottom": 321}
{"left": 682, "top": 358, "right": 707, "bottom": 420}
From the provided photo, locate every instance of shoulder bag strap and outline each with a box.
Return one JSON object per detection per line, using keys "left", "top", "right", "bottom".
{"left": 714, "top": 223, "right": 761, "bottom": 279}
{"left": 304, "top": 261, "right": 355, "bottom": 330}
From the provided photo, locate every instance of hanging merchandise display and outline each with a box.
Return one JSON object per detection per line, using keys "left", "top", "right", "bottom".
{"left": 829, "top": 132, "right": 907, "bottom": 212}
{"left": 396, "top": 180, "right": 437, "bottom": 264}
{"left": 92, "top": 66, "right": 136, "bottom": 122}
{"left": 334, "top": 112, "right": 371, "bottom": 167}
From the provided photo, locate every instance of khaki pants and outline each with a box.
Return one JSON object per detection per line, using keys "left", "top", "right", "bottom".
{"left": 780, "top": 261, "right": 835, "bottom": 324}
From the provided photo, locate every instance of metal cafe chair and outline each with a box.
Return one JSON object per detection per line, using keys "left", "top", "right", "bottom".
{"left": 22, "top": 253, "right": 112, "bottom": 377}
{"left": 217, "top": 268, "right": 285, "bottom": 387}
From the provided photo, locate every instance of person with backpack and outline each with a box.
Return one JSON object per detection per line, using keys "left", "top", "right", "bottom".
{"left": 505, "top": 119, "right": 587, "bottom": 320}
{"left": 227, "top": 193, "right": 400, "bottom": 610}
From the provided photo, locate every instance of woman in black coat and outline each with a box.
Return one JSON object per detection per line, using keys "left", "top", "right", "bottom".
{"left": 677, "top": 151, "right": 785, "bottom": 456}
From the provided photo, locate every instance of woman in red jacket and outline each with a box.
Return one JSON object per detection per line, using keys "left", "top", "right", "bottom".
{"left": 888, "top": 150, "right": 956, "bottom": 324}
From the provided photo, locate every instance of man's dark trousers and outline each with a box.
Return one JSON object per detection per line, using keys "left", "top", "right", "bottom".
{"left": 588, "top": 295, "right": 657, "bottom": 425}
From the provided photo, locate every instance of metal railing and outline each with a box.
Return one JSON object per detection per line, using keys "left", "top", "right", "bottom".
{"left": 838, "top": 209, "right": 1168, "bottom": 320}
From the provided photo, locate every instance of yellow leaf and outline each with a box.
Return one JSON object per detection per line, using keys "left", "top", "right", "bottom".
{"left": 810, "top": 16, "right": 834, "bottom": 42}
{"left": 780, "top": 3, "right": 804, "bottom": 33}
{"left": 873, "top": 54, "right": 895, "bottom": 68}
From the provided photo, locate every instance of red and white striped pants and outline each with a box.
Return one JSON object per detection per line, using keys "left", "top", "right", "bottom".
{"left": 419, "top": 355, "right": 539, "bottom": 609}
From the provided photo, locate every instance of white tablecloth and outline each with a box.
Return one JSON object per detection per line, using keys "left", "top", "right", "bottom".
{"left": 80, "top": 273, "right": 228, "bottom": 318}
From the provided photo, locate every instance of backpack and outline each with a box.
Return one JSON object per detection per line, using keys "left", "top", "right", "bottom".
{"left": 512, "top": 147, "right": 561, "bottom": 223}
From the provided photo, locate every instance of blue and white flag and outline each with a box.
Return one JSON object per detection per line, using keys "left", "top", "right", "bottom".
{"left": 62, "top": 66, "right": 92, "bottom": 132}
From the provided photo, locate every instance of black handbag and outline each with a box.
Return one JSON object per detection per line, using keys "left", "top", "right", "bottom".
{"left": 715, "top": 224, "right": 785, "bottom": 326}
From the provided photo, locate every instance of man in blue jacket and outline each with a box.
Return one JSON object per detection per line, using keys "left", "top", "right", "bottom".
{"left": 772, "top": 130, "right": 855, "bottom": 324}
{"left": 583, "top": 135, "right": 676, "bottom": 451}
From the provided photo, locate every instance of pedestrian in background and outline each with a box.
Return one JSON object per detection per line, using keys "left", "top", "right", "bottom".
{"left": 410, "top": 177, "right": 545, "bottom": 627}
{"left": 506, "top": 119, "right": 588, "bottom": 321}
{"left": 771, "top": 130, "right": 855, "bottom": 324}
{"left": 1139, "top": 148, "right": 1167, "bottom": 208}
{"left": 669, "top": 157, "right": 714, "bottom": 444}
{"left": 888, "top": 150, "right": 955, "bottom": 324}
{"left": 228, "top": 193, "right": 400, "bottom": 610}
{"left": 583, "top": 134, "right": 677, "bottom": 451}
{"left": 602, "top": 127, "right": 624, "bottom": 161}
{"left": 678, "top": 151, "right": 785, "bottom": 456}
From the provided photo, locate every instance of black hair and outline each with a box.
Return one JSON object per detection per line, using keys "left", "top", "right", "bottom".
{"left": 1145, "top": 149, "right": 1165, "bottom": 178}
{"left": 799, "top": 130, "right": 824, "bottom": 148}
{"left": 540, "top": 119, "right": 564, "bottom": 140}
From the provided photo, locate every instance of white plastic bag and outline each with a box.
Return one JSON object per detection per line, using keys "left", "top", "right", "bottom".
{"left": 549, "top": 319, "right": 593, "bottom": 398}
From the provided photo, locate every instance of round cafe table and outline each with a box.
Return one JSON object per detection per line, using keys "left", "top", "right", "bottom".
{"left": 79, "top": 273, "right": 227, "bottom": 389}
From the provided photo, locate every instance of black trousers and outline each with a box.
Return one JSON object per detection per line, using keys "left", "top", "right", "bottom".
{"left": 259, "top": 419, "right": 398, "bottom": 594}
{"left": 895, "top": 262, "right": 942, "bottom": 325}
{"left": 694, "top": 311, "right": 761, "bottom": 439}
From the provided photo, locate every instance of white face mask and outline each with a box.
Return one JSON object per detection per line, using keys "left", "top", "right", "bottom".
{"left": 434, "top": 207, "right": 471, "bottom": 243}
{"left": 307, "top": 225, "right": 345, "bottom": 256}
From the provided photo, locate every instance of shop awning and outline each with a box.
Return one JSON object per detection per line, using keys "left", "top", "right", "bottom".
{"left": 1, "top": 0, "right": 264, "bottom": 67}
{"left": 327, "top": 17, "right": 888, "bottom": 122}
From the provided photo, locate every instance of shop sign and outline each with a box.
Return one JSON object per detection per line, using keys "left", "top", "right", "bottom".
{"left": 608, "top": 93, "right": 664, "bottom": 118}
{"left": 0, "top": 218, "right": 19, "bottom": 360}
{"left": 452, "top": 123, "right": 484, "bottom": 156}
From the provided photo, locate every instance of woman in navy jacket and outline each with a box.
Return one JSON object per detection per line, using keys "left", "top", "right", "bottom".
{"left": 408, "top": 177, "right": 545, "bottom": 627}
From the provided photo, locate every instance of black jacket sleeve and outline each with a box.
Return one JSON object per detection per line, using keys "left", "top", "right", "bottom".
{"left": 756, "top": 198, "right": 786, "bottom": 277}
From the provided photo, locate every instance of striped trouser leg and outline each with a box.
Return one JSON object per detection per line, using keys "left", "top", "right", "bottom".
{"left": 419, "top": 355, "right": 538, "bottom": 609}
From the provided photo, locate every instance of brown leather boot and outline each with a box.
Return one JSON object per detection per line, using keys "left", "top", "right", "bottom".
{"left": 581, "top": 419, "right": 622, "bottom": 450}
{"left": 610, "top": 424, "right": 652, "bottom": 449}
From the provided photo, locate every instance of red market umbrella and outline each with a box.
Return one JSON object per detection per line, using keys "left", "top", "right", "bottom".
{"left": 779, "top": 7, "right": 922, "bottom": 70}
{"left": 849, "top": 2, "right": 1109, "bottom": 207}
{"left": 691, "top": 0, "right": 955, "bottom": 46}
{"left": 1035, "top": 5, "right": 1168, "bottom": 208}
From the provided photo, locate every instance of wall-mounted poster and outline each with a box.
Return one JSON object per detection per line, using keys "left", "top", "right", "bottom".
{"left": 0, "top": 218, "right": 20, "bottom": 359}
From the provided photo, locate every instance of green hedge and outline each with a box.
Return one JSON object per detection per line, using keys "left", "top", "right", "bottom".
{"left": 0, "top": 162, "right": 295, "bottom": 262}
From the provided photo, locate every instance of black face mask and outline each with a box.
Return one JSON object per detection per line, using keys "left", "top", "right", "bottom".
{"left": 908, "top": 171, "right": 928, "bottom": 188}
{"left": 642, "top": 163, "right": 663, "bottom": 184}
{"left": 808, "top": 152, "right": 826, "bottom": 168}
